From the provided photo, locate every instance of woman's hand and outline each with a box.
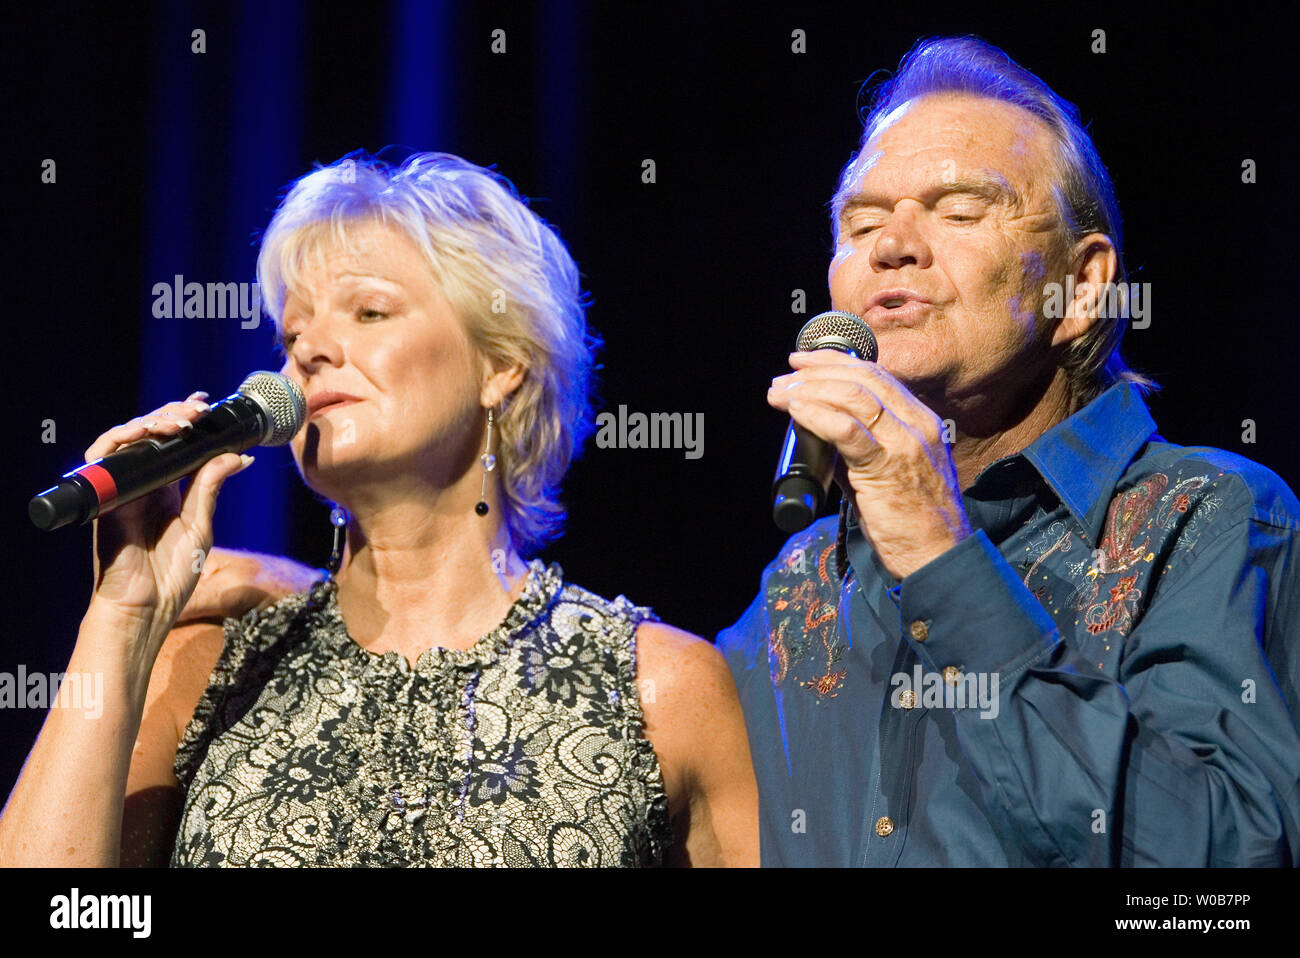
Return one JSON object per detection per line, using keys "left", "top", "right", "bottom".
{"left": 86, "top": 391, "right": 254, "bottom": 640}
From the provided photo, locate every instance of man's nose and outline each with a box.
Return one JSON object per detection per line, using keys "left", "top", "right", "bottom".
{"left": 869, "top": 203, "right": 932, "bottom": 271}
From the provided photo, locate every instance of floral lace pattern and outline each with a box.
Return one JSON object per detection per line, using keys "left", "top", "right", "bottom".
{"left": 171, "top": 561, "right": 671, "bottom": 867}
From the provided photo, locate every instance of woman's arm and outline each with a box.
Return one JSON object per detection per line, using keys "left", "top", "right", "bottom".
{"left": 0, "top": 394, "right": 248, "bottom": 866}
{"left": 0, "top": 602, "right": 162, "bottom": 866}
{"left": 636, "top": 622, "right": 760, "bottom": 867}
{"left": 0, "top": 618, "right": 226, "bottom": 868}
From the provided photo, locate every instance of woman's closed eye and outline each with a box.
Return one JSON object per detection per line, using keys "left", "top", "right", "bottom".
{"left": 274, "top": 331, "right": 299, "bottom": 356}
{"left": 275, "top": 308, "right": 389, "bottom": 355}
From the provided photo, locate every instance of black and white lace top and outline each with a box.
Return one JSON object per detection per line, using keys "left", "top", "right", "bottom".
{"left": 170, "top": 561, "right": 672, "bottom": 867}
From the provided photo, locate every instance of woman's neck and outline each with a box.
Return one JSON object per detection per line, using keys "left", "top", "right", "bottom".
{"left": 332, "top": 489, "right": 531, "bottom": 659}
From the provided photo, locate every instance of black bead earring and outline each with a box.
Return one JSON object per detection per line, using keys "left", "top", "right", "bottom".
{"left": 475, "top": 408, "right": 496, "bottom": 517}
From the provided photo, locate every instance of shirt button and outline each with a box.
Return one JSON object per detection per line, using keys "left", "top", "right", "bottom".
{"left": 875, "top": 816, "right": 895, "bottom": 837}
{"left": 942, "top": 665, "right": 963, "bottom": 686}
{"left": 909, "top": 620, "right": 929, "bottom": 641}
{"left": 898, "top": 689, "right": 917, "bottom": 709}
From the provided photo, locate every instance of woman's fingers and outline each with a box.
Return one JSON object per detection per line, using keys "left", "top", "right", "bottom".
{"left": 179, "top": 452, "right": 253, "bottom": 535}
{"left": 84, "top": 421, "right": 152, "bottom": 462}
{"left": 83, "top": 396, "right": 212, "bottom": 462}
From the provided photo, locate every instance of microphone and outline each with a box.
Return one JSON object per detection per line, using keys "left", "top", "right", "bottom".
{"left": 29, "top": 371, "right": 307, "bottom": 532}
{"left": 771, "top": 311, "right": 878, "bottom": 534}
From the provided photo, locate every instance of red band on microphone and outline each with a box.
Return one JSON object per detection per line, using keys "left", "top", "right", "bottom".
{"left": 75, "top": 463, "right": 118, "bottom": 505}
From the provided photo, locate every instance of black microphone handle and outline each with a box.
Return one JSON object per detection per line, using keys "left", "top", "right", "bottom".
{"left": 772, "top": 417, "right": 842, "bottom": 535}
{"left": 28, "top": 395, "right": 266, "bottom": 532}
{"left": 771, "top": 322, "right": 875, "bottom": 533}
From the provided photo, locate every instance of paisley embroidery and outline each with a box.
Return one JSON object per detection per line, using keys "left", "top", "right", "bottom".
{"left": 1088, "top": 473, "right": 1167, "bottom": 576}
{"left": 768, "top": 532, "right": 847, "bottom": 698}
{"left": 1163, "top": 473, "right": 1226, "bottom": 553}
{"left": 1022, "top": 519, "right": 1075, "bottom": 600}
{"left": 1058, "top": 470, "right": 1225, "bottom": 654}
{"left": 1157, "top": 475, "right": 1210, "bottom": 528}
{"left": 1084, "top": 574, "right": 1142, "bottom": 635}
{"left": 1062, "top": 475, "right": 1167, "bottom": 642}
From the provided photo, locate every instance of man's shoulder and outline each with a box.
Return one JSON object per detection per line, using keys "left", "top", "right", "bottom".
{"left": 178, "top": 546, "right": 323, "bottom": 625}
{"left": 1128, "top": 438, "right": 1300, "bottom": 533}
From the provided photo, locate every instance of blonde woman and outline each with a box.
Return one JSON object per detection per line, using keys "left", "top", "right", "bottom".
{"left": 0, "top": 152, "right": 757, "bottom": 867}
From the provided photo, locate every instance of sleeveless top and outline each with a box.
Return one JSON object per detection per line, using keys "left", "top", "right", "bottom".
{"left": 170, "top": 561, "right": 673, "bottom": 867}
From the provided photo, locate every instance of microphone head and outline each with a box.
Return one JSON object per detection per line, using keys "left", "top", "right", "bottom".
{"left": 238, "top": 371, "right": 307, "bottom": 446}
{"left": 795, "top": 310, "right": 878, "bottom": 361}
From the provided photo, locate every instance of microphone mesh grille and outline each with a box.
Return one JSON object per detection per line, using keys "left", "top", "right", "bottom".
{"left": 795, "top": 310, "right": 878, "bottom": 361}
{"left": 239, "top": 371, "right": 307, "bottom": 446}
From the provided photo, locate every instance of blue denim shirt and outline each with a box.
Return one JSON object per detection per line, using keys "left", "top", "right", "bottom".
{"left": 718, "top": 382, "right": 1300, "bottom": 866}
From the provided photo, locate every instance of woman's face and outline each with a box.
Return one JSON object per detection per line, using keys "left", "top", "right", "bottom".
{"left": 277, "top": 219, "right": 485, "bottom": 499}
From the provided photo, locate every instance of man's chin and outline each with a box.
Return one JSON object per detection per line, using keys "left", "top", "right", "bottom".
{"left": 874, "top": 351, "right": 946, "bottom": 396}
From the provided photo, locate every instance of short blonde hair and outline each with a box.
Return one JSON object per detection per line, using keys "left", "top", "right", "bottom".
{"left": 257, "top": 151, "right": 598, "bottom": 555}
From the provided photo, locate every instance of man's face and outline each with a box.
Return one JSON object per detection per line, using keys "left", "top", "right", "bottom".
{"left": 829, "top": 93, "right": 1065, "bottom": 407}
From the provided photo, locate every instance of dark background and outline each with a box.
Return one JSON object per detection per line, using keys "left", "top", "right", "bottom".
{"left": 4, "top": 1, "right": 1297, "bottom": 796}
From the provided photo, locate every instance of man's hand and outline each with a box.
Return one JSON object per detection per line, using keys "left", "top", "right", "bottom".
{"left": 177, "top": 546, "right": 322, "bottom": 624}
{"left": 768, "top": 350, "right": 972, "bottom": 581}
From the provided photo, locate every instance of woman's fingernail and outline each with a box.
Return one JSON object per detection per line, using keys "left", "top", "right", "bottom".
{"left": 142, "top": 419, "right": 157, "bottom": 429}
{"left": 239, "top": 454, "right": 255, "bottom": 468}
{"left": 178, "top": 418, "right": 194, "bottom": 429}
{"left": 190, "top": 400, "right": 210, "bottom": 412}
{"left": 188, "top": 391, "right": 209, "bottom": 400}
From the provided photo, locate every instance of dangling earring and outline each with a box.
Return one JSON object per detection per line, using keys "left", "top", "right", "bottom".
{"left": 475, "top": 408, "right": 497, "bottom": 517}
{"left": 327, "top": 505, "right": 348, "bottom": 576}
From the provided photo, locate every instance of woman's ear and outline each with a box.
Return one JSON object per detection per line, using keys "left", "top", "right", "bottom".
{"left": 481, "top": 360, "right": 526, "bottom": 408}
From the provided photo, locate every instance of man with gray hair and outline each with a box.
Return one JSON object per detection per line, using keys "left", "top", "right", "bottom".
{"left": 718, "top": 35, "right": 1300, "bottom": 866}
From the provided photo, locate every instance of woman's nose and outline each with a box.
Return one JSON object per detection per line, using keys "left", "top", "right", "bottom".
{"left": 290, "top": 322, "right": 344, "bottom": 369}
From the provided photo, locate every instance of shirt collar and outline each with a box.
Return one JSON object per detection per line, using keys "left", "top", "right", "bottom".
{"left": 843, "top": 380, "right": 1160, "bottom": 583}
{"left": 1013, "top": 380, "right": 1159, "bottom": 546}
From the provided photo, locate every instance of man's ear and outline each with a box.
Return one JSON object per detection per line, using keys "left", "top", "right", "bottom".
{"left": 1051, "top": 233, "right": 1118, "bottom": 349}
{"left": 481, "top": 360, "right": 526, "bottom": 408}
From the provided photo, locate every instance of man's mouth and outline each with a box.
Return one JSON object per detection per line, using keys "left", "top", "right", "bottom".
{"left": 865, "top": 296, "right": 931, "bottom": 326}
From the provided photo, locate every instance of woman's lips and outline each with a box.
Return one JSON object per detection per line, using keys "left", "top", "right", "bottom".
{"left": 309, "top": 398, "right": 360, "bottom": 419}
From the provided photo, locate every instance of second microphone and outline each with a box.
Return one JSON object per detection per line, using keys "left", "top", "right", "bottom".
{"left": 771, "top": 311, "right": 878, "bottom": 534}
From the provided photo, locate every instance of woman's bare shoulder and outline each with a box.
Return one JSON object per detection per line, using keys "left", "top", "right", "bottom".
{"left": 634, "top": 621, "right": 734, "bottom": 704}
{"left": 632, "top": 621, "right": 759, "bottom": 867}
